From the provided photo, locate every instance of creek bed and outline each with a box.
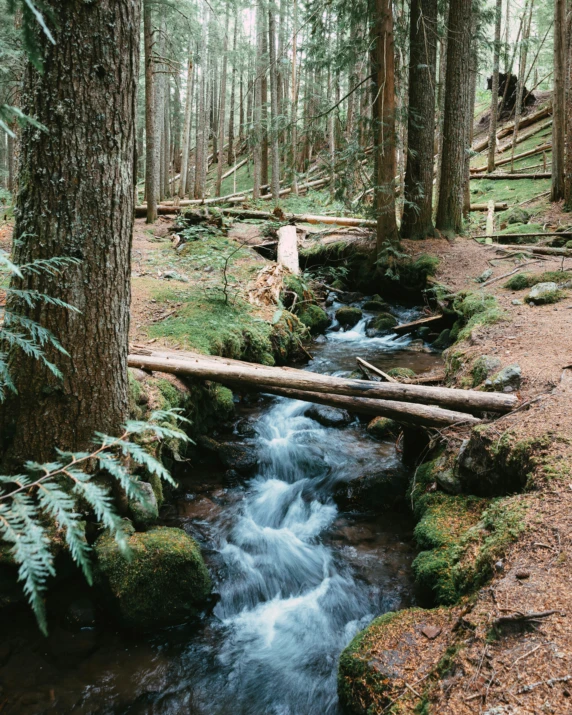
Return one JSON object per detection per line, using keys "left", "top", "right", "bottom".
{"left": 0, "top": 299, "right": 443, "bottom": 714}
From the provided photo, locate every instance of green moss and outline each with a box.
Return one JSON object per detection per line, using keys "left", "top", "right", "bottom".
{"left": 471, "top": 355, "right": 502, "bottom": 387}
{"left": 452, "top": 291, "right": 506, "bottom": 340}
{"left": 504, "top": 270, "right": 572, "bottom": 291}
{"left": 367, "top": 417, "right": 398, "bottom": 439}
{"left": 147, "top": 473, "right": 164, "bottom": 508}
{"left": 95, "top": 526, "right": 211, "bottom": 629}
{"left": 298, "top": 304, "right": 331, "bottom": 334}
{"left": 387, "top": 367, "right": 416, "bottom": 379}
{"left": 527, "top": 287, "right": 565, "bottom": 305}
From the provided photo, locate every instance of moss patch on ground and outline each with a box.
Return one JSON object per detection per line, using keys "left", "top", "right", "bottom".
{"left": 504, "top": 270, "right": 572, "bottom": 291}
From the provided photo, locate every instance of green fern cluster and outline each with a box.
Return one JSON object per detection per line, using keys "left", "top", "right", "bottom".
{"left": 0, "top": 409, "right": 189, "bottom": 634}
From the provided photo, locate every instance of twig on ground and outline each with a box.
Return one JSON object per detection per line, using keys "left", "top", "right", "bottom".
{"left": 493, "top": 610, "right": 561, "bottom": 627}
{"left": 480, "top": 261, "right": 542, "bottom": 288}
{"left": 516, "top": 674, "right": 571, "bottom": 694}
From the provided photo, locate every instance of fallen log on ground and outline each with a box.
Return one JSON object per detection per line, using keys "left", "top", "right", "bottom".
{"left": 247, "top": 386, "right": 481, "bottom": 428}
{"left": 472, "top": 103, "right": 553, "bottom": 153}
{"left": 470, "top": 202, "right": 509, "bottom": 211}
{"left": 490, "top": 243, "right": 572, "bottom": 257}
{"left": 127, "top": 351, "right": 518, "bottom": 413}
{"left": 221, "top": 158, "right": 248, "bottom": 181}
{"left": 134, "top": 205, "right": 181, "bottom": 217}
{"left": 392, "top": 314, "right": 445, "bottom": 335}
{"left": 474, "top": 232, "right": 572, "bottom": 240}
{"left": 470, "top": 172, "right": 551, "bottom": 180}
{"left": 497, "top": 118, "right": 553, "bottom": 154}
{"left": 471, "top": 143, "right": 552, "bottom": 173}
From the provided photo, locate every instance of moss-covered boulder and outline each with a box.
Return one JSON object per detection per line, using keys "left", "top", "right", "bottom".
{"left": 297, "top": 304, "right": 331, "bottom": 335}
{"left": 506, "top": 207, "right": 531, "bottom": 225}
{"left": 95, "top": 526, "right": 212, "bottom": 629}
{"left": 432, "top": 328, "right": 452, "bottom": 349}
{"left": 338, "top": 608, "right": 456, "bottom": 714}
{"left": 365, "top": 313, "right": 397, "bottom": 337}
{"left": 335, "top": 306, "right": 363, "bottom": 328}
{"left": 128, "top": 482, "right": 159, "bottom": 529}
{"left": 483, "top": 363, "right": 521, "bottom": 393}
{"left": 367, "top": 416, "right": 398, "bottom": 439}
{"left": 362, "top": 297, "right": 389, "bottom": 312}
{"left": 471, "top": 355, "right": 502, "bottom": 387}
{"left": 527, "top": 281, "right": 564, "bottom": 305}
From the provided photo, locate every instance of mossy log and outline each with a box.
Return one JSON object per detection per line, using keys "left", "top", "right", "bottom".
{"left": 127, "top": 349, "right": 518, "bottom": 414}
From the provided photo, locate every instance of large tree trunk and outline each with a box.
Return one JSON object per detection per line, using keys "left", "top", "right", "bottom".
{"left": 227, "top": 17, "right": 238, "bottom": 167}
{"left": 401, "top": 0, "right": 438, "bottom": 239}
{"left": 487, "top": 0, "right": 503, "bottom": 173}
{"left": 260, "top": 9, "right": 269, "bottom": 192}
{"left": 290, "top": 0, "right": 299, "bottom": 195}
{"left": 253, "top": 1, "right": 264, "bottom": 199}
{"left": 143, "top": 0, "right": 157, "bottom": 223}
{"left": 435, "top": 0, "right": 472, "bottom": 234}
{"left": 370, "top": 0, "right": 398, "bottom": 253}
{"left": 0, "top": 0, "right": 140, "bottom": 469}
{"left": 564, "top": 5, "right": 572, "bottom": 209}
{"left": 552, "top": 0, "right": 566, "bottom": 201}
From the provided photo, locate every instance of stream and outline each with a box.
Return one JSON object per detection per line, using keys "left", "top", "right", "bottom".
{"left": 0, "top": 299, "right": 442, "bottom": 714}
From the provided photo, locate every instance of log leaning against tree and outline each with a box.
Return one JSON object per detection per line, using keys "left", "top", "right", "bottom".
{"left": 126, "top": 352, "right": 518, "bottom": 414}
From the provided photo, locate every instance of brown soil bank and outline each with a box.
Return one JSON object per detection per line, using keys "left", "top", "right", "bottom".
{"left": 339, "top": 227, "right": 572, "bottom": 714}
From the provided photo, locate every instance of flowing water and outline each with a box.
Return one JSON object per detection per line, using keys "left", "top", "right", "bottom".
{"left": 0, "top": 299, "right": 442, "bottom": 714}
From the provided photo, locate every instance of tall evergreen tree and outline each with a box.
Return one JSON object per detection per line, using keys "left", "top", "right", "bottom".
{"left": 0, "top": 0, "right": 140, "bottom": 467}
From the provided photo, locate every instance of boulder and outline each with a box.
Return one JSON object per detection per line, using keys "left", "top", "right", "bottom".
{"left": 333, "top": 466, "right": 408, "bottom": 511}
{"left": 471, "top": 355, "right": 502, "bottom": 387}
{"left": 366, "top": 416, "right": 398, "bottom": 439}
{"left": 506, "top": 207, "right": 531, "bottom": 225}
{"left": 475, "top": 268, "right": 493, "bottom": 283}
{"left": 484, "top": 363, "right": 521, "bottom": 393}
{"left": 336, "top": 306, "right": 363, "bottom": 328}
{"left": 298, "top": 305, "right": 331, "bottom": 335}
{"left": 218, "top": 442, "right": 259, "bottom": 472}
{"left": 527, "top": 282, "right": 563, "bottom": 305}
{"left": 335, "top": 291, "right": 362, "bottom": 304}
{"left": 95, "top": 526, "right": 212, "bottom": 629}
{"left": 338, "top": 608, "right": 455, "bottom": 714}
{"left": 432, "top": 328, "right": 452, "bottom": 349}
{"left": 128, "top": 481, "right": 158, "bottom": 529}
{"left": 306, "top": 404, "right": 352, "bottom": 427}
{"left": 362, "top": 299, "right": 389, "bottom": 312}
{"left": 365, "top": 312, "right": 398, "bottom": 337}
{"left": 386, "top": 367, "right": 416, "bottom": 380}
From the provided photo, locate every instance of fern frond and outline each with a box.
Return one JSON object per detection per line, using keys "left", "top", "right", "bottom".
{"left": 6, "top": 289, "right": 80, "bottom": 312}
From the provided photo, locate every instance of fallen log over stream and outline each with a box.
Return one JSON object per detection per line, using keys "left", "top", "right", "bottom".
{"left": 127, "top": 351, "right": 518, "bottom": 414}
{"left": 247, "top": 386, "right": 482, "bottom": 428}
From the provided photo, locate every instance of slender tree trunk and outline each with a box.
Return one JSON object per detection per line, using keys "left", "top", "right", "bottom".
{"left": 216, "top": 6, "right": 230, "bottom": 196}
{"left": 435, "top": 0, "right": 472, "bottom": 234}
{"left": 510, "top": 0, "right": 533, "bottom": 172}
{"left": 228, "top": 17, "right": 238, "bottom": 166}
{"left": 268, "top": 0, "right": 280, "bottom": 203}
{"left": 163, "top": 78, "right": 170, "bottom": 198}
{"left": 0, "top": 0, "right": 140, "bottom": 468}
{"left": 564, "top": 6, "right": 572, "bottom": 209}
{"left": 401, "top": 0, "right": 438, "bottom": 239}
{"left": 434, "top": 2, "right": 449, "bottom": 215}
{"left": 179, "top": 46, "right": 194, "bottom": 198}
{"left": 464, "top": 28, "right": 478, "bottom": 217}
{"left": 239, "top": 68, "right": 245, "bottom": 145}
{"left": 552, "top": 0, "right": 566, "bottom": 201}
{"left": 253, "top": 1, "right": 264, "bottom": 199}
{"left": 291, "top": 0, "right": 299, "bottom": 194}
{"left": 260, "top": 9, "right": 269, "bottom": 192}
{"left": 144, "top": 0, "right": 157, "bottom": 222}
{"left": 487, "top": 0, "right": 503, "bottom": 173}
{"left": 7, "top": 131, "right": 15, "bottom": 194}
{"left": 370, "top": 0, "right": 398, "bottom": 253}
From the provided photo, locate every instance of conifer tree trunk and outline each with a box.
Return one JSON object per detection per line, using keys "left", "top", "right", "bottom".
{"left": 487, "top": 0, "right": 503, "bottom": 173}
{"left": 228, "top": 18, "right": 238, "bottom": 167}
{"left": 564, "top": 7, "right": 572, "bottom": 209}
{"left": 253, "top": 1, "right": 264, "bottom": 199}
{"left": 144, "top": 0, "right": 157, "bottom": 222}
{"left": 163, "top": 80, "right": 170, "bottom": 198}
{"left": 216, "top": 6, "right": 230, "bottom": 197}
{"left": 0, "top": 0, "right": 140, "bottom": 468}
{"left": 434, "top": 2, "right": 449, "bottom": 215}
{"left": 260, "top": 10, "right": 269, "bottom": 191}
{"left": 179, "top": 46, "right": 194, "bottom": 198}
{"left": 401, "top": 0, "right": 438, "bottom": 239}
{"left": 7, "top": 133, "right": 14, "bottom": 194}
{"left": 435, "top": 0, "right": 472, "bottom": 234}
{"left": 370, "top": 0, "right": 398, "bottom": 252}
{"left": 291, "top": 0, "right": 299, "bottom": 194}
{"left": 268, "top": 0, "right": 280, "bottom": 203}
{"left": 552, "top": 0, "right": 566, "bottom": 201}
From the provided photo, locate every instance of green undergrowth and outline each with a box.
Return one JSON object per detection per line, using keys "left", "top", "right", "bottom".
{"left": 448, "top": 291, "right": 506, "bottom": 343}
{"left": 469, "top": 176, "right": 551, "bottom": 211}
{"left": 409, "top": 456, "right": 526, "bottom": 605}
{"left": 504, "top": 270, "right": 572, "bottom": 290}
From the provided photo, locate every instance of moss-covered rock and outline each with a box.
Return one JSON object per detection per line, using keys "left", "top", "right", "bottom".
{"left": 483, "top": 363, "right": 521, "bottom": 393}
{"left": 334, "top": 466, "right": 408, "bottom": 511}
{"left": 527, "top": 281, "right": 564, "bottom": 305}
{"left": 335, "top": 306, "right": 363, "bottom": 328}
{"left": 386, "top": 367, "right": 416, "bottom": 380}
{"left": 365, "top": 313, "right": 398, "bottom": 337}
{"left": 471, "top": 355, "right": 502, "bottom": 387}
{"left": 362, "top": 299, "right": 389, "bottom": 312}
{"left": 94, "top": 526, "right": 211, "bottom": 629}
{"left": 432, "top": 328, "right": 452, "bottom": 349}
{"left": 338, "top": 607, "right": 455, "bottom": 714}
{"left": 506, "top": 207, "right": 531, "bottom": 225}
{"left": 298, "top": 304, "right": 331, "bottom": 335}
{"left": 367, "top": 416, "right": 398, "bottom": 439}
{"left": 128, "top": 482, "right": 158, "bottom": 529}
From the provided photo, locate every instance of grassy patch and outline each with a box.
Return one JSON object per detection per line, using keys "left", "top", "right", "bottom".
{"left": 504, "top": 270, "right": 572, "bottom": 290}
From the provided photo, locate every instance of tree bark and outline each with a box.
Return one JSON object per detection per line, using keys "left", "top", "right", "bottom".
{"left": 552, "top": 0, "right": 566, "bottom": 201}
{"left": 401, "top": 0, "right": 438, "bottom": 239}
{"left": 291, "top": 0, "right": 299, "bottom": 194}
{"left": 370, "top": 0, "right": 399, "bottom": 253}
{"left": 565, "top": 5, "right": 572, "bottom": 209}
{"left": 260, "top": 9, "right": 269, "bottom": 192}
{"left": 253, "top": 1, "right": 264, "bottom": 199}
{"left": 0, "top": 0, "right": 140, "bottom": 468}
{"left": 227, "top": 17, "right": 238, "bottom": 167}
{"left": 143, "top": 0, "right": 157, "bottom": 223}
{"left": 487, "top": 0, "right": 503, "bottom": 173}
{"left": 435, "top": 0, "right": 472, "bottom": 234}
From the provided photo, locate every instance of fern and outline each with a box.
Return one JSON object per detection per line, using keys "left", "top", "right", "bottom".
{"left": 0, "top": 410, "right": 188, "bottom": 635}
